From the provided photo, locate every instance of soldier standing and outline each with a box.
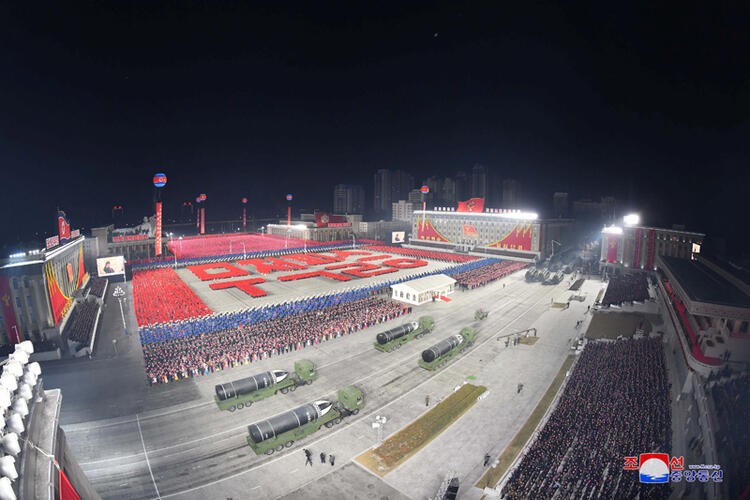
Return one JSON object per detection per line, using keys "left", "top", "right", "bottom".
{"left": 329, "top": 454, "right": 335, "bottom": 466}
{"left": 320, "top": 451, "right": 327, "bottom": 463}
{"left": 304, "top": 449, "right": 313, "bottom": 466}
{"left": 425, "top": 395, "right": 430, "bottom": 406}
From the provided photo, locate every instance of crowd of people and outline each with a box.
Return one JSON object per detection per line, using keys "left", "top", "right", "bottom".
{"left": 142, "top": 296, "right": 411, "bottom": 384}
{"left": 130, "top": 240, "right": 370, "bottom": 272}
{"left": 137, "top": 257, "right": 489, "bottom": 343}
{"left": 87, "top": 277, "right": 108, "bottom": 298}
{"left": 363, "top": 245, "right": 478, "bottom": 263}
{"left": 452, "top": 260, "right": 528, "bottom": 289}
{"left": 502, "top": 337, "right": 671, "bottom": 500}
{"left": 601, "top": 273, "right": 650, "bottom": 306}
{"left": 709, "top": 372, "right": 748, "bottom": 499}
{"left": 64, "top": 300, "right": 100, "bottom": 344}
{"left": 132, "top": 268, "right": 213, "bottom": 326}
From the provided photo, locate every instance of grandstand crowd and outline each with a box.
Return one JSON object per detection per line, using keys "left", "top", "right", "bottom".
{"left": 601, "top": 273, "right": 650, "bottom": 306}
{"left": 142, "top": 296, "right": 410, "bottom": 384}
{"left": 709, "top": 372, "right": 749, "bottom": 500}
{"left": 502, "top": 337, "right": 671, "bottom": 500}
{"left": 64, "top": 300, "right": 100, "bottom": 345}
{"left": 451, "top": 260, "right": 528, "bottom": 289}
{"left": 87, "top": 277, "right": 108, "bottom": 298}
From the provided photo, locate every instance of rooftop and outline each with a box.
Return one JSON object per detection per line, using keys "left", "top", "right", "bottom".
{"left": 660, "top": 256, "right": 750, "bottom": 309}
{"left": 391, "top": 274, "right": 457, "bottom": 294}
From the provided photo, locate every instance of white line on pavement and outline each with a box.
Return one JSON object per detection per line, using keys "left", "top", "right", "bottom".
{"left": 137, "top": 413, "right": 162, "bottom": 500}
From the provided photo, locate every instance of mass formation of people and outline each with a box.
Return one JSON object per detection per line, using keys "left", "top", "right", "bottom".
{"left": 142, "top": 296, "right": 411, "bottom": 384}
{"left": 452, "top": 260, "right": 528, "bottom": 289}
{"left": 64, "top": 300, "right": 100, "bottom": 344}
{"left": 601, "top": 274, "right": 650, "bottom": 306}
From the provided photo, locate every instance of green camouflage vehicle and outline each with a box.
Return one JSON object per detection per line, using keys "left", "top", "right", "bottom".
{"left": 418, "top": 327, "right": 477, "bottom": 371}
{"left": 374, "top": 316, "right": 434, "bottom": 352}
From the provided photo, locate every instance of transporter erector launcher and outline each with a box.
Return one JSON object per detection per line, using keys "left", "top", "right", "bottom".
{"left": 376, "top": 321, "right": 419, "bottom": 345}
{"left": 248, "top": 400, "right": 332, "bottom": 444}
{"left": 373, "top": 316, "right": 435, "bottom": 353}
{"left": 215, "top": 370, "right": 288, "bottom": 401}
{"left": 419, "top": 327, "right": 477, "bottom": 370}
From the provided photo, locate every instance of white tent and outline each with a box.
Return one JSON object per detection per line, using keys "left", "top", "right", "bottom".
{"left": 390, "top": 274, "right": 457, "bottom": 306}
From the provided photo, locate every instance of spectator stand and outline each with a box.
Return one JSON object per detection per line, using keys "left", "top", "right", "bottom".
{"left": 62, "top": 299, "right": 101, "bottom": 357}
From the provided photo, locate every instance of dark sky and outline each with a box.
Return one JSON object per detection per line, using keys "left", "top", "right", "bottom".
{"left": 1, "top": 2, "right": 748, "bottom": 255}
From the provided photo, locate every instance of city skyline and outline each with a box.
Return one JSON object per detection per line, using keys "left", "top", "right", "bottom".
{"left": 1, "top": 3, "right": 747, "bottom": 256}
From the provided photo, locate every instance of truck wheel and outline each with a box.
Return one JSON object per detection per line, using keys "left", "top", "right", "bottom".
{"left": 265, "top": 448, "right": 274, "bottom": 455}
{"left": 325, "top": 421, "right": 334, "bottom": 428}
{"left": 305, "top": 380, "right": 312, "bottom": 385}
{"left": 237, "top": 403, "right": 245, "bottom": 410}
{"left": 333, "top": 417, "right": 341, "bottom": 425}
{"left": 289, "top": 385, "right": 297, "bottom": 392}
{"left": 285, "top": 441, "right": 294, "bottom": 448}
{"left": 228, "top": 405, "right": 236, "bottom": 412}
{"left": 276, "top": 444, "right": 284, "bottom": 452}
{"left": 281, "top": 387, "right": 289, "bottom": 394}
{"left": 245, "top": 401, "right": 253, "bottom": 407}
{"left": 352, "top": 409, "right": 359, "bottom": 415}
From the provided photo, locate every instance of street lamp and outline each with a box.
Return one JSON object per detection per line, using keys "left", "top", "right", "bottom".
{"left": 113, "top": 286, "right": 127, "bottom": 332}
{"left": 372, "top": 415, "right": 387, "bottom": 444}
{"left": 351, "top": 233, "right": 357, "bottom": 249}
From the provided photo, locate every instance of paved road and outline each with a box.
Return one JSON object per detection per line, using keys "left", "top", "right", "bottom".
{"left": 46, "top": 271, "right": 600, "bottom": 499}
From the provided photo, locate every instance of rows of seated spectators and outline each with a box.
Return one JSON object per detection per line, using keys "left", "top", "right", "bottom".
{"left": 709, "top": 371, "right": 749, "bottom": 499}
{"left": 502, "top": 337, "right": 671, "bottom": 500}
{"left": 133, "top": 268, "right": 213, "bottom": 326}
{"left": 65, "top": 300, "right": 100, "bottom": 344}
{"left": 142, "top": 296, "right": 411, "bottom": 384}
{"left": 601, "top": 273, "right": 650, "bottom": 306}
{"left": 452, "top": 260, "right": 528, "bottom": 289}
{"left": 363, "top": 245, "right": 478, "bottom": 263}
{"left": 88, "top": 277, "right": 108, "bottom": 298}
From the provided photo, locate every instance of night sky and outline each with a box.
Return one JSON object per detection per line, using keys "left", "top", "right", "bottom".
{"left": 1, "top": 3, "right": 748, "bottom": 255}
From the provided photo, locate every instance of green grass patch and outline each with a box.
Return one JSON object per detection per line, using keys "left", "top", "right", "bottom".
{"left": 356, "top": 384, "right": 486, "bottom": 476}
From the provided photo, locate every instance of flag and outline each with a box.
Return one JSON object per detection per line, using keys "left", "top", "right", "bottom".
{"left": 462, "top": 224, "right": 478, "bottom": 237}
{"left": 58, "top": 210, "right": 71, "bottom": 242}
{"left": 457, "top": 197, "right": 485, "bottom": 213}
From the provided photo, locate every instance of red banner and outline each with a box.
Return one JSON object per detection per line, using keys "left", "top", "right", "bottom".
{"left": 315, "top": 212, "right": 350, "bottom": 228}
{"left": 457, "top": 197, "right": 485, "bottom": 213}
{"left": 155, "top": 201, "right": 163, "bottom": 257}
{"left": 462, "top": 224, "right": 478, "bottom": 237}
{"left": 488, "top": 224, "right": 533, "bottom": 251}
{"left": 632, "top": 228, "right": 642, "bottom": 268}
{"left": 416, "top": 219, "right": 449, "bottom": 242}
{"left": 58, "top": 210, "right": 71, "bottom": 242}
{"left": 0, "top": 276, "right": 21, "bottom": 344}
{"left": 59, "top": 469, "right": 81, "bottom": 500}
{"left": 606, "top": 235, "right": 619, "bottom": 263}
{"left": 46, "top": 235, "right": 59, "bottom": 249}
{"left": 45, "top": 261, "right": 71, "bottom": 325}
{"left": 646, "top": 229, "right": 656, "bottom": 269}
{"left": 200, "top": 207, "right": 206, "bottom": 235}
{"left": 242, "top": 207, "right": 247, "bottom": 229}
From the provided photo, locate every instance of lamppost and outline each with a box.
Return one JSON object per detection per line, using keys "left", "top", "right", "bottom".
{"left": 372, "top": 415, "right": 387, "bottom": 444}
{"left": 113, "top": 286, "right": 127, "bottom": 332}
{"left": 351, "top": 233, "right": 357, "bottom": 249}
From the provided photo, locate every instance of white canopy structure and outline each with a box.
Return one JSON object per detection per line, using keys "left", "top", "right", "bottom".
{"left": 390, "top": 274, "right": 457, "bottom": 306}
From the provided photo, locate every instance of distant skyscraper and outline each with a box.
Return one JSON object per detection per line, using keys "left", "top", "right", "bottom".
{"left": 441, "top": 177, "right": 457, "bottom": 204}
{"left": 408, "top": 189, "right": 423, "bottom": 204}
{"left": 553, "top": 192, "right": 569, "bottom": 218}
{"left": 333, "top": 184, "right": 365, "bottom": 213}
{"left": 392, "top": 200, "right": 414, "bottom": 222}
{"left": 373, "top": 169, "right": 414, "bottom": 213}
{"left": 454, "top": 170, "right": 468, "bottom": 201}
{"left": 502, "top": 179, "right": 521, "bottom": 208}
{"left": 471, "top": 164, "right": 488, "bottom": 199}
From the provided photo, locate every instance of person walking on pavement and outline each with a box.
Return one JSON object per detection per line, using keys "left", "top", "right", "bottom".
{"left": 329, "top": 454, "right": 335, "bottom": 466}
{"left": 517, "top": 383, "right": 524, "bottom": 394}
{"left": 304, "top": 449, "right": 313, "bottom": 466}
{"left": 425, "top": 395, "right": 430, "bottom": 406}
{"left": 484, "top": 454, "right": 491, "bottom": 467}
{"left": 320, "top": 451, "right": 327, "bottom": 464}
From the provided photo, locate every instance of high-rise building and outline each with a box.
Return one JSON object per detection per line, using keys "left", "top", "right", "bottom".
{"left": 471, "top": 164, "right": 488, "bottom": 199}
{"left": 392, "top": 200, "right": 414, "bottom": 222}
{"left": 502, "top": 179, "right": 521, "bottom": 208}
{"left": 441, "top": 177, "right": 457, "bottom": 204}
{"left": 553, "top": 192, "right": 569, "bottom": 218}
{"left": 454, "top": 170, "right": 469, "bottom": 201}
{"left": 333, "top": 184, "right": 364, "bottom": 214}
{"left": 373, "top": 169, "right": 414, "bottom": 212}
{"left": 408, "top": 189, "right": 423, "bottom": 204}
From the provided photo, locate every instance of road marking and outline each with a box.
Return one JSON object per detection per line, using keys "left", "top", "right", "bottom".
{"left": 136, "top": 413, "right": 162, "bottom": 499}
{"left": 251, "top": 485, "right": 262, "bottom": 490}
{"left": 159, "top": 280, "right": 559, "bottom": 499}
{"left": 289, "top": 468, "right": 298, "bottom": 474}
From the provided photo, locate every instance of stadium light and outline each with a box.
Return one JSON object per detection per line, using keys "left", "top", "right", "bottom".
{"left": 601, "top": 225, "right": 623, "bottom": 235}
{"left": 623, "top": 213, "right": 640, "bottom": 226}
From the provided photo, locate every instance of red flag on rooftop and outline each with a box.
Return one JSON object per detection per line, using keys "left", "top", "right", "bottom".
{"left": 457, "top": 198, "right": 485, "bottom": 213}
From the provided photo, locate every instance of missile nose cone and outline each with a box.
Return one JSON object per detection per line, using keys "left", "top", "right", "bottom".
{"left": 314, "top": 400, "right": 332, "bottom": 416}
{"left": 273, "top": 370, "right": 288, "bottom": 382}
